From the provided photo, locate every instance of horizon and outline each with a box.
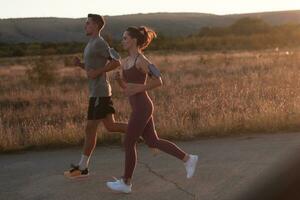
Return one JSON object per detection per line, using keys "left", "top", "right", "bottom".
{"left": 1, "top": 9, "right": 300, "bottom": 20}
{"left": 1, "top": 0, "right": 300, "bottom": 19}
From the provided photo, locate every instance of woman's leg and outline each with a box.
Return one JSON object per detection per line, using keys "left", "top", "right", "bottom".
{"left": 142, "top": 117, "right": 187, "bottom": 160}
{"left": 123, "top": 111, "right": 151, "bottom": 182}
{"left": 142, "top": 117, "right": 198, "bottom": 179}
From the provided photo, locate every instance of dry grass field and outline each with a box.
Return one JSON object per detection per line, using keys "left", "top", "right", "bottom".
{"left": 1, "top": 49, "right": 300, "bottom": 152}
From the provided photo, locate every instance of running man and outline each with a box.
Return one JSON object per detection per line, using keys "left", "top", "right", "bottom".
{"left": 64, "top": 14, "right": 126, "bottom": 178}
{"left": 106, "top": 26, "right": 198, "bottom": 193}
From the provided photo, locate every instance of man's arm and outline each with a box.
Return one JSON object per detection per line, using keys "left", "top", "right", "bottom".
{"left": 74, "top": 56, "right": 85, "bottom": 69}
{"left": 87, "top": 59, "right": 121, "bottom": 79}
{"left": 78, "top": 62, "right": 85, "bottom": 69}
{"left": 98, "top": 59, "right": 121, "bottom": 74}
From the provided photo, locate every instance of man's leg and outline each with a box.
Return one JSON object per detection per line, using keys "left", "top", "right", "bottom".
{"left": 101, "top": 114, "right": 127, "bottom": 149}
{"left": 79, "top": 119, "right": 101, "bottom": 169}
{"left": 64, "top": 119, "right": 101, "bottom": 178}
{"left": 101, "top": 114, "right": 127, "bottom": 133}
{"left": 83, "top": 119, "right": 101, "bottom": 155}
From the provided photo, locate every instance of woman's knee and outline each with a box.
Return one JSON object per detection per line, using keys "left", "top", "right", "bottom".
{"left": 145, "top": 139, "right": 159, "bottom": 148}
{"left": 124, "top": 136, "right": 139, "bottom": 147}
{"left": 85, "top": 126, "right": 96, "bottom": 135}
{"left": 105, "top": 123, "right": 116, "bottom": 132}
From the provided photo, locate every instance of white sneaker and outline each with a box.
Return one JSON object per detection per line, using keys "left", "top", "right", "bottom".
{"left": 184, "top": 154, "right": 198, "bottom": 179}
{"left": 106, "top": 178, "right": 132, "bottom": 193}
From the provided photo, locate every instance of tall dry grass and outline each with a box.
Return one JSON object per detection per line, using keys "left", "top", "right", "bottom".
{"left": 1, "top": 50, "right": 300, "bottom": 152}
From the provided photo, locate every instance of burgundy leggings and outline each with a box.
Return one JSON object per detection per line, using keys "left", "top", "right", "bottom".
{"left": 123, "top": 92, "right": 186, "bottom": 180}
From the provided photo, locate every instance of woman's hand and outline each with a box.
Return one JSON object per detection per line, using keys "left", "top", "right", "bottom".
{"left": 112, "top": 71, "right": 122, "bottom": 80}
{"left": 112, "top": 71, "right": 127, "bottom": 89}
{"left": 124, "top": 83, "right": 146, "bottom": 96}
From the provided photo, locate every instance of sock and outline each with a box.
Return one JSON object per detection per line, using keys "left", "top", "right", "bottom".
{"left": 78, "top": 154, "right": 90, "bottom": 170}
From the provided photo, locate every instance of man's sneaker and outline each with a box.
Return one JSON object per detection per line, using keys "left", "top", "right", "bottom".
{"left": 64, "top": 164, "right": 89, "bottom": 179}
{"left": 184, "top": 155, "right": 198, "bottom": 179}
{"left": 106, "top": 178, "right": 132, "bottom": 193}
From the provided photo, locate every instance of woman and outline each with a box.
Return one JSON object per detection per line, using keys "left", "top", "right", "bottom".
{"left": 106, "top": 26, "right": 198, "bottom": 193}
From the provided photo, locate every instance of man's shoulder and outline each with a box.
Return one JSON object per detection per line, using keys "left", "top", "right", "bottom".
{"left": 95, "top": 36, "right": 109, "bottom": 47}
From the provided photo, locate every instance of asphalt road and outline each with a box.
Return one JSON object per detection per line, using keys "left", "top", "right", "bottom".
{"left": 1, "top": 132, "right": 300, "bottom": 200}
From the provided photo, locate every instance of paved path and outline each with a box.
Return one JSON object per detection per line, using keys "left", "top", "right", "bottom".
{"left": 1, "top": 132, "right": 300, "bottom": 200}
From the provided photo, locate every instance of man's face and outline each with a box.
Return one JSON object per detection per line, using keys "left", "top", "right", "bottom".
{"left": 85, "top": 17, "right": 98, "bottom": 36}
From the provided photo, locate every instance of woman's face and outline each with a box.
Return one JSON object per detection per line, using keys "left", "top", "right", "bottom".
{"left": 122, "top": 31, "right": 136, "bottom": 50}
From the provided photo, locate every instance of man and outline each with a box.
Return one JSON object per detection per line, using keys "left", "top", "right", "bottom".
{"left": 64, "top": 14, "right": 126, "bottom": 178}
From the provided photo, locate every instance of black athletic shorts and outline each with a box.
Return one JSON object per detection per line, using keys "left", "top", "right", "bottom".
{"left": 87, "top": 97, "right": 116, "bottom": 120}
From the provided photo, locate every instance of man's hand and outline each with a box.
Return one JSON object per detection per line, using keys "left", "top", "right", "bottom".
{"left": 87, "top": 69, "right": 102, "bottom": 79}
{"left": 74, "top": 56, "right": 84, "bottom": 69}
{"left": 86, "top": 59, "right": 121, "bottom": 79}
{"left": 74, "top": 56, "right": 81, "bottom": 66}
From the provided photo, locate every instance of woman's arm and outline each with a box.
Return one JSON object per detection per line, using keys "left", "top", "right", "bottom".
{"left": 136, "top": 75, "right": 163, "bottom": 91}
{"left": 138, "top": 56, "right": 163, "bottom": 90}
{"left": 124, "top": 56, "right": 163, "bottom": 96}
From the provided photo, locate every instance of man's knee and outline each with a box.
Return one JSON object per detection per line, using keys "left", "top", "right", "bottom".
{"left": 85, "top": 121, "right": 99, "bottom": 135}
{"left": 102, "top": 114, "right": 117, "bottom": 132}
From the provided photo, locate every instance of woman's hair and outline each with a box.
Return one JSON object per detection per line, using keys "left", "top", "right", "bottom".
{"left": 88, "top": 14, "right": 105, "bottom": 31}
{"left": 126, "top": 26, "right": 157, "bottom": 50}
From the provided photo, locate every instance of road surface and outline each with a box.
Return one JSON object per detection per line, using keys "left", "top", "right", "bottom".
{"left": 1, "top": 132, "right": 300, "bottom": 200}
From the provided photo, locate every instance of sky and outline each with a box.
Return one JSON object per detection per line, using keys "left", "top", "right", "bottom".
{"left": 1, "top": 0, "right": 300, "bottom": 19}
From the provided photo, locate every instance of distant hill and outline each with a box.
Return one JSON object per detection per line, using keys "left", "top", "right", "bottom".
{"left": 1, "top": 10, "right": 300, "bottom": 43}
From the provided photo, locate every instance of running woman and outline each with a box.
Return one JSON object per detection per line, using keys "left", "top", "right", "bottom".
{"left": 64, "top": 14, "right": 127, "bottom": 179}
{"left": 106, "top": 26, "right": 198, "bottom": 193}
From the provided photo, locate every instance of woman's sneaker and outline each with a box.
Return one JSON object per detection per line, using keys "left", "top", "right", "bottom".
{"left": 106, "top": 178, "right": 132, "bottom": 193}
{"left": 184, "top": 154, "right": 198, "bottom": 179}
{"left": 64, "top": 164, "right": 89, "bottom": 179}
